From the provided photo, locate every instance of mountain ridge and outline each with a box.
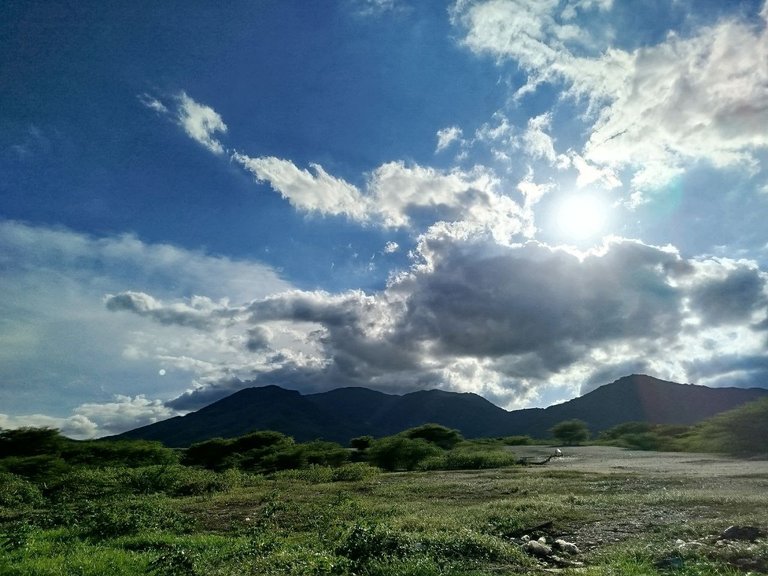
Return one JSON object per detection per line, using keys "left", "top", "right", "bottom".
{"left": 114, "top": 374, "right": 768, "bottom": 447}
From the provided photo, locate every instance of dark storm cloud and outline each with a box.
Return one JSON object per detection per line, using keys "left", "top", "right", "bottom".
{"left": 688, "top": 266, "right": 768, "bottom": 326}
{"left": 684, "top": 353, "right": 768, "bottom": 389}
{"left": 393, "top": 237, "right": 690, "bottom": 370}
{"left": 105, "top": 291, "right": 226, "bottom": 330}
{"left": 244, "top": 326, "right": 272, "bottom": 352}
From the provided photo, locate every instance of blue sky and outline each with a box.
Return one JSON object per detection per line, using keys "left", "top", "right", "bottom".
{"left": 2, "top": 0, "right": 767, "bottom": 438}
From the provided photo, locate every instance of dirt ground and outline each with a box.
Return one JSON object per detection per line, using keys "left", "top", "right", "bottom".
{"left": 510, "top": 444, "right": 768, "bottom": 477}
{"left": 504, "top": 445, "right": 768, "bottom": 572}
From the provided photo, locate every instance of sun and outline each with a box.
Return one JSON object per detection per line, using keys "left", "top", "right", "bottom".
{"left": 555, "top": 194, "right": 607, "bottom": 240}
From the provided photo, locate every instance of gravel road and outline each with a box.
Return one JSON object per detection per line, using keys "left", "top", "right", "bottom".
{"left": 510, "top": 445, "right": 768, "bottom": 477}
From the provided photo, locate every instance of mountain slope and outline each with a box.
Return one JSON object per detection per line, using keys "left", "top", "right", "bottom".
{"left": 114, "top": 375, "right": 768, "bottom": 447}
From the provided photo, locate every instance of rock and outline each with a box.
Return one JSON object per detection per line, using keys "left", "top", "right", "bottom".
{"left": 554, "top": 539, "right": 580, "bottom": 555}
{"left": 521, "top": 534, "right": 531, "bottom": 542}
{"left": 720, "top": 525, "right": 763, "bottom": 542}
{"left": 538, "top": 536, "right": 547, "bottom": 545}
{"left": 525, "top": 540, "right": 553, "bottom": 557}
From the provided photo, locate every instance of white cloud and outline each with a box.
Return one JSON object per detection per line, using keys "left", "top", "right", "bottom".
{"left": 436, "top": 126, "right": 464, "bottom": 152}
{"left": 0, "top": 220, "right": 293, "bottom": 434}
{"left": 454, "top": 0, "right": 768, "bottom": 191}
{"left": 233, "top": 150, "right": 529, "bottom": 241}
{"left": 176, "top": 91, "right": 228, "bottom": 155}
{"left": 138, "top": 93, "right": 169, "bottom": 114}
{"left": 232, "top": 153, "right": 370, "bottom": 220}
{"left": 384, "top": 241, "right": 400, "bottom": 253}
{"left": 522, "top": 113, "right": 556, "bottom": 163}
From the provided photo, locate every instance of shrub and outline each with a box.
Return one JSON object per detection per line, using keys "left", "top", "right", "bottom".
{"left": 0, "top": 454, "right": 70, "bottom": 484}
{"left": 550, "top": 419, "right": 590, "bottom": 445}
{"left": 0, "top": 427, "right": 66, "bottom": 457}
{"left": 418, "top": 449, "right": 517, "bottom": 470}
{"left": 367, "top": 437, "right": 442, "bottom": 471}
{"left": 401, "top": 424, "right": 463, "bottom": 449}
{"left": 0, "top": 472, "right": 44, "bottom": 508}
{"left": 683, "top": 397, "right": 768, "bottom": 455}
{"left": 502, "top": 435, "right": 532, "bottom": 446}
{"left": 331, "top": 463, "right": 381, "bottom": 482}
{"left": 336, "top": 522, "right": 412, "bottom": 564}
{"left": 63, "top": 439, "right": 178, "bottom": 468}
{"left": 273, "top": 465, "right": 335, "bottom": 484}
{"left": 82, "top": 495, "right": 190, "bottom": 540}
{"left": 350, "top": 435, "right": 374, "bottom": 450}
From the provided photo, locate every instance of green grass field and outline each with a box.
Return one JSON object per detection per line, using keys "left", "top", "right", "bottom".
{"left": 3, "top": 449, "right": 767, "bottom": 575}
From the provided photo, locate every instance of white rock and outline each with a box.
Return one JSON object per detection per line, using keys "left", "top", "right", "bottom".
{"left": 525, "top": 540, "right": 552, "bottom": 557}
{"left": 554, "top": 539, "right": 580, "bottom": 555}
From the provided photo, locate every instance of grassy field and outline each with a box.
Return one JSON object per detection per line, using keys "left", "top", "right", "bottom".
{"left": 2, "top": 446, "right": 767, "bottom": 575}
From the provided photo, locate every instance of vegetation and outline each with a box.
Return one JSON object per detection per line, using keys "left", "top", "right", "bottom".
{"left": 550, "top": 419, "right": 590, "bottom": 445}
{"left": 597, "top": 398, "right": 768, "bottom": 456}
{"left": 2, "top": 402, "right": 768, "bottom": 574}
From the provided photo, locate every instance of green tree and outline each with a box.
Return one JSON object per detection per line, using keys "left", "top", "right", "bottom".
{"left": 350, "top": 435, "right": 373, "bottom": 451}
{"left": 0, "top": 427, "right": 66, "bottom": 457}
{"left": 401, "top": 423, "right": 463, "bottom": 449}
{"left": 550, "top": 419, "right": 590, "bottom": 446}
{"left": 367, "top": 436, "right": 442, "bottom": 471}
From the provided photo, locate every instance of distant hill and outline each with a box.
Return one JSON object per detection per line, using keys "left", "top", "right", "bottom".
{"left": 114, "top": 375, "right": 768, "bottom": 447}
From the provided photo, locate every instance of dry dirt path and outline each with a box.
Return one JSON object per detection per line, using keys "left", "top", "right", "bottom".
{"left": 510, "top": 445, "right": 768, "bottom": 477}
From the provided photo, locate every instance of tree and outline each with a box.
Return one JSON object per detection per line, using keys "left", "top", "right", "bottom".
{"left": 550, "top": 419, "right": 590, "bottom": 446}
{"left": 401, "top": 423, "right": 463, "bottom": 449}
{"left": 367, "top": 437, "right": 442, "bottom": 471}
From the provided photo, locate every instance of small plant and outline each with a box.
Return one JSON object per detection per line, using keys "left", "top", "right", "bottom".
{"left": 147, "top": 544, "right": 197, "bottom": 576}
{"left": 0, "top": 520, "right": 35, "bottom": 552}
{"left": 0, "top": 471, "right": 44, "bottom": 508}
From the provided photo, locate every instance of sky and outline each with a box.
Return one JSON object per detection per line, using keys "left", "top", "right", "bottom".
{"left": 2, "top": 0, "right": 768, "bottom": 439}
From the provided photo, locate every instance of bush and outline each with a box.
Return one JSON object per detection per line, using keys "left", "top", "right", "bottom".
{"left": 401, "top": 424, "right": 463, "bottom": 450}
{"left": 0, "top": 427, "right": 66, "bottom": 458}
{"left": 418, "top": 449, "right": 517, "bottom": 471}
{"left": 273, "top": 465, "right": 336, "bottom": 484}
{"left": 683, "top": 398, "right": 768, "bottom": 455}
{"left": 63, "top": 439, "right": 178, "bottom": 468}
{"left": 0, "top": 454, "right": 70, "bottom": 484}
{"left": 82, "top": 495, "right": 190, "bottom": 540}
{"left": 331, "top": 463, "right": 381, "bottom": 482}
{"left": 502, "top": 435, "right": 532, "bottom": 446}
{"left": 0, "top": 472, "right": 45, "bottom": 508}
{"left": 336, "top": 522, "right": 412, "bottom": 564}
{"left": 350, "top": 436, "right": 374, "bottom": 450}
{"left": 550, "top": 419, "right": 590, "bottom": 445}
{"left": 367, "top": 437, "right": 442, "bottom": 471}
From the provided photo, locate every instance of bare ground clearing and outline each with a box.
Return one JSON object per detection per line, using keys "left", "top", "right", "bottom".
{"left": 510, "top": 444, "right": 768, "bottom": 477}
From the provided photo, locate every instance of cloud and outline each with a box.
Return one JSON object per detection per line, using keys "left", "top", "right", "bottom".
{"left": 453, "top": 0, "right": 768, "bottom": 191}
{"left": 0, "top": 395, "right": 179, "bottom": 440}
{"left": 0, "top": 220, "right": 292, "bottom": 435}
{"left": 108, "top": 223, "right": 768, "bottom": 412}
{"left": 384, "top": 241, "right": 400, "bottom": 253}
{"left": 176, "top": 91, "right": 228, "bottom": 154}
{"left": 105, "top": 291, "right": 237, "bottom": 330}
{"left": 138, "top": 93, "right": 169, "bottom": 114}
{"left": 232, "top": 153, "right": 370, "bottom": 220}
{"left": 232, "top": 150, "right": 529, "bottom": 241}
{"left": 687, "top": 261, "right": 768, "bottom": 326}
{"left": 436, "top": 126, "right": 464, "bottom": 152}
{"left": 522, "top": 113, "right": 556, "bottom": 163}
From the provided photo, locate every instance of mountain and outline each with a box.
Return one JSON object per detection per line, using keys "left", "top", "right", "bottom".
{"left": 115, "top": 375, "right": 768, "bottom": 447}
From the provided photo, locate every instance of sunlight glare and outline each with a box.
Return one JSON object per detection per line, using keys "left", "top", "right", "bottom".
{"left": 555, "top": 194, "right": 607, "bottom": 240}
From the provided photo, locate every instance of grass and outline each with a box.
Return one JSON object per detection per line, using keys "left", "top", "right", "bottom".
{"left": 2, "top": 456, "right": 768, "bottom": 575}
